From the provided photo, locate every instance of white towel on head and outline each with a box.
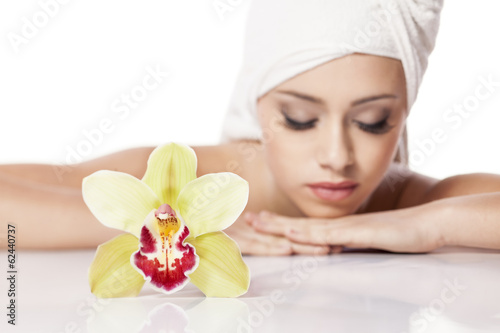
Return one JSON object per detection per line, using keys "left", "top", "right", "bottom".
{"left": 220, "top": 0, "right": 443, "bottom": 142}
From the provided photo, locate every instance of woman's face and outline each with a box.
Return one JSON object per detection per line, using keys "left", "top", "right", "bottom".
{"left": 256, "top": 54, "right": 407, "bottom": 217}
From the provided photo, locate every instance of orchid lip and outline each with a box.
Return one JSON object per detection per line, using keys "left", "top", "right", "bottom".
{"left": 131, "top": 209, "right": 199, "bottom": 294}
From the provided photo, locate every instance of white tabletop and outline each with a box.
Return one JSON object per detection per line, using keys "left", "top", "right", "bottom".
{"left": 3, "top": 247, "right": 500, "bottom": 333}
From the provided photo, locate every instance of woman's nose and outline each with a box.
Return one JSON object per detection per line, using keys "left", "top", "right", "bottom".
{"left": 315, "top": 125, "right": 354, "bottom": 171}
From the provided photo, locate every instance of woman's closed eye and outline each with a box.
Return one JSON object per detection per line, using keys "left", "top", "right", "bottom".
{"left": 280, "top": 104, "right": 395, "bottom": 134}
{"left": 282, "top": 112, "right": 318, "bottom": 130}
{"left": 354, "top": 115, "right": 394, "bottom": 135}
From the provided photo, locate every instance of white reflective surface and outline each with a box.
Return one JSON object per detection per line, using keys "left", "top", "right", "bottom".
{"left": 4, "top": 247, "right": 500, "bottom": 333}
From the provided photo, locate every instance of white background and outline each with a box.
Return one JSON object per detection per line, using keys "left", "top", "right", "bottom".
{"left": 0, "top": 0, "right": 499, "bottom": 180}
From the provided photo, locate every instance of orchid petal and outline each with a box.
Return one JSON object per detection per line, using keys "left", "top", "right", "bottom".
{"left": 131, "top": 211, "right": 199, "bottom": 294}
{"left": 83, "top": 170, "right": 160, "bottom": 237}
{"left": 88, "top": 233, "right": 145, "bottom": 298}
{"left": 141, "top": 143, "right": 197, "bottom": 211}
{"left": 187, "top": 231, "right": 250, "bottom": 297}
{"left": 177, "top": 173, "right": 249, "bottom": 238}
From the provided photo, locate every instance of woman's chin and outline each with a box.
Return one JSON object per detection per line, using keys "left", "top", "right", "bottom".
{"left": 296, "top": 201, "right": 355, "bottom": 219}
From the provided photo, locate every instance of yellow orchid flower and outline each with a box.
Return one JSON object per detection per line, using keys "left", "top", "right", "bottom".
{"left": 82, "top": 143, "right": 250, "bottom": 298}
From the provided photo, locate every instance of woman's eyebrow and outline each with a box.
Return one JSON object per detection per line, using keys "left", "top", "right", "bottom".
{"left": 275, "top": 90, "right": 325, "bottom": 104}
{"left": 351, "top": 94, "right": 398, "bottom": 106}
{"left": 275, "top": 90, "right": 397, "bottom": 106}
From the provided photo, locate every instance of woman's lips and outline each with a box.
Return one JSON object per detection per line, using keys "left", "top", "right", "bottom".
{"left": 307, "top": 181, "right": 359, "bottom": 202}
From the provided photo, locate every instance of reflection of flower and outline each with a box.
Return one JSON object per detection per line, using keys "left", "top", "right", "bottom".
{"left": 83, "top": 143, "right": 250, "bottom": 297}
{"left": 138, "top": 303, "right": 192, "bottom": 333}
{"left": 86, "top": 298, "right": 250, "bottom": 333}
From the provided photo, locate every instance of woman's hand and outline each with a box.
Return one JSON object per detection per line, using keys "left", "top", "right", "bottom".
{"left": 246, "top": 203, "right": 446, "bottom": 253}
{"left": 224, "top": 214, "right": 335, "bottom": 256}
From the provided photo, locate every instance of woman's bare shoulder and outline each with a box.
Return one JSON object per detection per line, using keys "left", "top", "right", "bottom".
{"left": 359, "top": 163, "right": 440, "bottom": 213}
{"left": 193, "top": 141, "right": 278, "bottom": 212}
{"left": 192, "top": 140, "right": 262, "bottom": 177}
{"left": 387, "top": 163, "right": 440, "bottom": 210}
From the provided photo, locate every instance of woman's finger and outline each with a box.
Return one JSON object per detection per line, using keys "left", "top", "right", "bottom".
{"left": 290, "top": 243, "right": 331, "bottom": 255}
{"left": 246, "top": 212, "right": 342, "bottom": 254}
{"left": 285, "top": 221, "right": 374, "bottom": 249}
{"left": 247, "top": 211, "right": 329, "bottom": 236}
{"left": 250, "top": 213, "right": 293, "bottom": 235}
{"left": 225, "top": 220, "right": 293, "bottom": 256}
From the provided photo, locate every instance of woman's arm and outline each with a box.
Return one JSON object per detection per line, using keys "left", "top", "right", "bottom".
{"left": 435, "top": 191, "right": 500, "bottom": 249}
{"left": 0, "top": 147, "right": 155, "bottom": 188}
{"left": 0, "top": 171, "right": 123, "bottom": 249}
{"left": 0, "top": 144, "right": 234, "bottom": 249}
{"left": 247, "top": 172, "right": 500, "bottom": 252}
{"left": 412, "top": 172, "right": 500, "bottom": 250}
{"left": 0, "top": 147, "right": 155, "bottom": 249}
{"left": 397, "top": 171, "right": 500, "bottom": 208}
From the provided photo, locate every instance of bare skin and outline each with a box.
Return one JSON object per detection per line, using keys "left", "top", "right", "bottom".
{"left": 0, "top": 142, "right": 386, "bottom": 250}
{"left": 2, "top": 142, "right": 500, "bottom": 254}
{"left": 2, "top": 54, "right": 500, "bottom": 254}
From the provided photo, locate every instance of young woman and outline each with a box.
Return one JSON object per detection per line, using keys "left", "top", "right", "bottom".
{"left": 2, "top": 0, "right": 500, "bottom": 254}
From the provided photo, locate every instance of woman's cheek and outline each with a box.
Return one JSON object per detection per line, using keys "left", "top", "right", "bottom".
{"left": 265, "top": 134, "right": 298, "bottom": 186}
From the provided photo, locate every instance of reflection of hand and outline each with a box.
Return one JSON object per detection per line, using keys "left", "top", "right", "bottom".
{"left": 246, "top": 205, "right": 444, "bottom": 254}
{"left": 224, "top": 213, "right": 333, "bottom": 255}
